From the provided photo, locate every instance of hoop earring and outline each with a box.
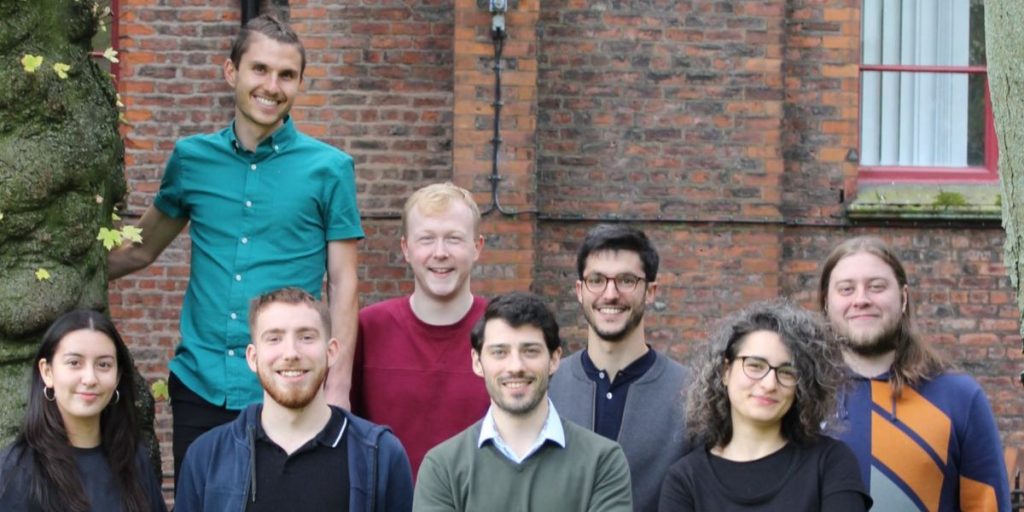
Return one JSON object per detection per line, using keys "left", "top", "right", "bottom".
{"left": 43, "top": 387, "right": 55, "bottom": 401}
{"left": 113, "top": 389, "right": 121, "bottom": 404}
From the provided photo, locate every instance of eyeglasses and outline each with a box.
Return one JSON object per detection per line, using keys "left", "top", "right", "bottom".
{"left": 582, "top": 273, "right": 645, "bottom": 293}
{"left": 736, "top": 356, "right": 799, "bottom": 388}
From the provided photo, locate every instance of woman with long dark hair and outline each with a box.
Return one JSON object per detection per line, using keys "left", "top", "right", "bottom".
{"left": 659, "top": 300, "right": 871, "bottom": 511}
{"left": 0, "top": 309, "right": 166, "bottom": 511}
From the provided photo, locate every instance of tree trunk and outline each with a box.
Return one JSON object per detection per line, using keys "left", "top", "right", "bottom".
{"left": 0, "top": 0, "right": 154, "bottom": 468}
{"left": 989, "top": 2, "right": 1024, "bottom": 340}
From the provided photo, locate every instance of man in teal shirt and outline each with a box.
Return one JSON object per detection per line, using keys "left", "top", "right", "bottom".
{"left": 109, "top": 14, "right": 363, "bottom": 484}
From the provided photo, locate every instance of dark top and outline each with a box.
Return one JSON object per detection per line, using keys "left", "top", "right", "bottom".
{"left": 246, "top": 407, "right": 350, "bottom": 512}
{"left": 0, "top": 443, "right": 167, "bottom": 512}
{"left": 580, "top": 347, "right": 657, "bottom": 440}
{"left": 658, "top": 437, "right": 871, "bottom": 512}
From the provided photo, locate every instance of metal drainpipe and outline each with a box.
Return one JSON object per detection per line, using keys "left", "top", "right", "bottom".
{"left": 241, "top": 0, "right": 260, "bottom": 25}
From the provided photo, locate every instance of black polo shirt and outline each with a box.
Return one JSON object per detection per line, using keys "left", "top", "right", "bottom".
{"left": 247, "top": 407, "right": 350, "bottom": 512}
{"left": 581, "top": 347, "right": 657, "bottom": 440}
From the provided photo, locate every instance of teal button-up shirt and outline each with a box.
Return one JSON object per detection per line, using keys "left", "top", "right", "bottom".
{"left": 154, "top": 117, "right": 363, "bottom": 409}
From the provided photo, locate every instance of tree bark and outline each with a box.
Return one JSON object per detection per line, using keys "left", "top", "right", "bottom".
{"left": 989, "top": 2, "right": 1024, "bottom": 340}
{"left": 0, "top": 0, "right": 155, "bottom": 471}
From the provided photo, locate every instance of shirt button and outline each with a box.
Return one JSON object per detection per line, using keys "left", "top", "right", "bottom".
{"left": 235, "top": 274, "right": 242, "bottom": 281}
{"left": 606, "top": 392, "right": 613, "bottom": 400}
{"left": 230, "top": 312, "right": 237, "bottom": 320}
{"left": 598, "top": 372, "right": 605, "bottom": 379}
{"left": 245, "top": 200, "right": 253, "bottom": 208}
{"left": 241, "top": 237, "right": 248, "bottom": 244}
{"left": 273, "top": 145, "right": 280, "bottom": 151}
{"left": 250, "top": 164, "right": 257, "bottom": 171}
{"left": 227, "top": 349, "right": 235, "bottom": 357}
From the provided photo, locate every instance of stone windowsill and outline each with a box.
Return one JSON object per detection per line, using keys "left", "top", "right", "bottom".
{"left": 846, "top": 183, "right": 1002, "bottom": 221}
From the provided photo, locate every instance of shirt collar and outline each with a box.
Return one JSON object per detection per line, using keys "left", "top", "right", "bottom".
{"left": 254, "top": 406, "right": 348, "bottom": 449}
{"left": 581, "top": 345, "right": 657, "bottom": 380}
{"left": 227, "top": 115, "right": 298, "bottom": 156}
{"left": 477, "top": 398, "right": 565, "bottom": 463}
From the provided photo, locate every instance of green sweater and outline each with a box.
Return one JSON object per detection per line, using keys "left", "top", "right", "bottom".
{"left": 413, "top": 417, "right": 633, "bottom": 512}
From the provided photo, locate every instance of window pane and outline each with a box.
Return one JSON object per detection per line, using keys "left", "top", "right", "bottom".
{"left": 969, "top": 0, "right": 985, "bottom": 66}
{"left": 862, "top": 0, "right": 970, "bottom": 67}
{"left": 861, "top": 71, "right": 975, "bottom": 167}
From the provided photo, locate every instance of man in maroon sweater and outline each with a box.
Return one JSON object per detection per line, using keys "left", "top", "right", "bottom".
{"left": 349, "top": 182, "right": 490, "bottom": 475}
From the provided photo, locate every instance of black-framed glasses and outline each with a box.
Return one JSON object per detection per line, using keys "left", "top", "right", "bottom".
{"left": 582, "top": 273, "right": 645, "bottom": 293}
{"left": 737, "top": 356, "right": 799, "bottom": 387}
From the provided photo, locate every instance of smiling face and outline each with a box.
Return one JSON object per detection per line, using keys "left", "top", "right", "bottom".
{"left": 724, "top": 330, "right": 796, "bottom": 430}
{"left": 472, "top": 319, "right": 561, "bottom": 418}
{"left": 576, "top": 249, "right": 656, "bottom": 343}
{"left": 39, "top": 329, "right": 119, "bottom": 435}
{"left": 247, "top": 301, "right": 338, "bottom": 410}
{"left": 224, "top": 32, "right": 302, "bottom": 144}
{"left": 826, "top": 251, "right": 907, "bottom": 356}
{"left": 402, "top": 201, "right": 483, "bottom": 304}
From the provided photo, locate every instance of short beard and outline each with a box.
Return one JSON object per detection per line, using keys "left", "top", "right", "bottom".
{"left": 259, "top": 367, "right": 326, "bottom": 410}
{"left": 586, "top": 304, "right": 645, "bottom": 343}
{"left": 842, "top": 321, "right": 900, "bottom": 357}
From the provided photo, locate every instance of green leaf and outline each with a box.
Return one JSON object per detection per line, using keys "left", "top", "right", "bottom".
{"left": 96, "top": 227, "right": 123, "bottom": 250}
{"left": 21, "top": 54, "right": 43, "bottom": 73}
{"left": 121, "top": 225, "right": 143, "bottom": 244}
{"left": 150, "top": 379, "right": 169, "bottom": 401}
{"left": 35, "top": 268, "right": 51, "bottom": 281}
{"left": 53, "top": 62, "right": 70, "bottom": 80}
{"left": 111, "top": 212, "right": 121, "bottom": 222}
{"left": 102, "top": 47, "right": 119, "bottom": 64}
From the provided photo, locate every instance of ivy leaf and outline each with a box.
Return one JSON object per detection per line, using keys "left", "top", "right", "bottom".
{"left": 0, "top": 212, "right": 4, "bottom": 221}
{"left": 115, "top": 93, "right": 124, "bottom": 108}
{"left": 111, "top": 211, "right": 121, "bottom": 222}
{"left": 96, "top": 227, "right": 123, "bottom": 250}
{"left": 121, "top": 225, "right": 143, "bottom": 244}
{"left": 35, "top": 268, "right": 51, "bottom": 281}
{"left": 21, "top": 54, "right": 43, "bottom": 73}
{"left": 53, "top": 62, "right": 70, "bottom": 79}
{"left": 150, "top": 379, "right": 169, "bottom": 401}
{"left": 102, "top": 47, "right": 119, "bottom": 63}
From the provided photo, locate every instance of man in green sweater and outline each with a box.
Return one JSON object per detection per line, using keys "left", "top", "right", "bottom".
{"left": 413, "top": 292, "right": 633, "bottom": 512}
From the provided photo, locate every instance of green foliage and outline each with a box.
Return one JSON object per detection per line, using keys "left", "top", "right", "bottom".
{"left": 150, "top": 379, "right": 169, "bottom": 402}
{"left": 933, "top": 191, "right": 969, "bottom": 207}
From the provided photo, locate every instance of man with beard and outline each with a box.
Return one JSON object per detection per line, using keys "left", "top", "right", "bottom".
{"left": 175, "top": 288, "right": 412, "bottom": 512}
{"left": 414, "top": 292, "right": 632, "bottom": 511}
{"left": 549, "top": 224, "right": 688, "bottom": 512}
{"left": 819, "top": 236, "right": 1009, "bottom": 511}
{"left": 108, "top": 14, "right": 364, "bottom": 484}
{"left": 350, "top": 182, "right": 489, "bottom": 476}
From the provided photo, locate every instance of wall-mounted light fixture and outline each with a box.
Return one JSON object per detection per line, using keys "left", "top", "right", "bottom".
{"left": 489, "top": 0, "right": 508, "bottom": 35}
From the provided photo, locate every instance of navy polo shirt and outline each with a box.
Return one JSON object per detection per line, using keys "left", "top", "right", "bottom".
{"left": 581, "top": 347, "right": 657, "bottom": 440}
{"left": 248, "top": 407, "right": 350, "bottom": 511}
{"left": 156, "top": 117, "right": 364, "bottom": 408}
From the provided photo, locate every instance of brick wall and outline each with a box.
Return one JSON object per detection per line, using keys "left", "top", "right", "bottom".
{"left": 112, "top": 0, "right": 1023, "bottom": 496}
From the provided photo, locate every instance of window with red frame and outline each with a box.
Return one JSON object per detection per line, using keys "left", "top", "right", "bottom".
{"left": 859, "top": 0, "right": 994, "bottom": 183}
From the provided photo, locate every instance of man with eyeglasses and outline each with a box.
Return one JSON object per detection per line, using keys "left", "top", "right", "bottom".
{"left": 550, "top": 224, "right": 690, "bottom": 512}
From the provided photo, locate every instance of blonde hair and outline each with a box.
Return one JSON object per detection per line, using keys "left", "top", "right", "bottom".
{"left": 402, "top": 182, "right": 481, "bottom": 237}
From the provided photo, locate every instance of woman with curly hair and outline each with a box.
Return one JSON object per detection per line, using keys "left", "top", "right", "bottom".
{"left": 0, "top": 309, "right": 166, "bottom": 511}
{"left": 658, "top": 300, "right": 870, "bottom": 511}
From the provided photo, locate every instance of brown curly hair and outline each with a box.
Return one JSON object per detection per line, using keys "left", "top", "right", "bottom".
{"left": 685, "top": 299, "right": 846, "bottom": 449}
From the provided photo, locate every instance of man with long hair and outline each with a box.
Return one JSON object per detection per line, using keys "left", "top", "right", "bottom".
{"left": 819, "top": 236, "right": 1009, "bottom": 511}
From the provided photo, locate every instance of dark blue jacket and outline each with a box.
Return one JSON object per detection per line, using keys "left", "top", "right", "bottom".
{"left": 175, "top": 404, "right": 413, "bottom": 512}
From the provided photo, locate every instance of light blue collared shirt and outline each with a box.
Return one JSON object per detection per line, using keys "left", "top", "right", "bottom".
{"left": 477, "top": 398, "right": 566, "bottom": 464}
